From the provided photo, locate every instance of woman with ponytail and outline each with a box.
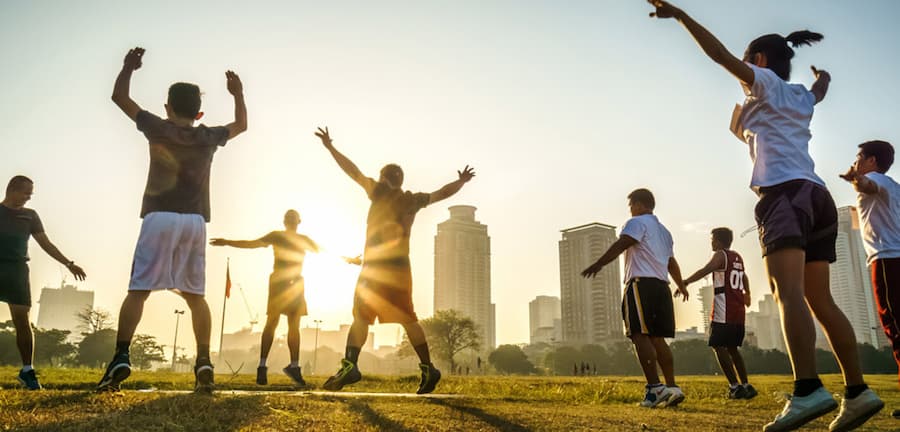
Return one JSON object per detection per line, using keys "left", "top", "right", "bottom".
{"left": 647, "top": 1, "right": 884, "bottom": 431}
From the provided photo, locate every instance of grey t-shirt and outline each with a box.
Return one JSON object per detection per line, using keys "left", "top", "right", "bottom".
{"left": 136, "top": 110, "right": 229, "bottom": 222}
{"left": 0, "top": 204, "right": 44, "bottom": 262}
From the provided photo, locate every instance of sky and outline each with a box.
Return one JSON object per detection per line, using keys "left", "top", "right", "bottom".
{"left": 1, "top": 0, "right": 899, "bottom": 355}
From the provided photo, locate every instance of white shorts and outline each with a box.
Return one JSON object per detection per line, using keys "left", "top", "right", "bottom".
{"left": 129, "top": 212, "right": 206, "bottom": 295}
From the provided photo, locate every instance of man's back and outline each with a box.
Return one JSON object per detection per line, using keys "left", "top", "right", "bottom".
{"left": 364, "top": 182, "right": 430, "bottom": 261}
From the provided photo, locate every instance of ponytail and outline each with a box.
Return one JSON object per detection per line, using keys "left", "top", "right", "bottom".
{"left": 785, "top": 31, "right": 824, "bottom": 48}
{"left": 744, "top": 30, "right": 824, "bottom": 80}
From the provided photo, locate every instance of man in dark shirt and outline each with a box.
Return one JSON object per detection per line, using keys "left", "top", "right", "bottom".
{"left": 210, "top": 209, "right": 319, "bottom": 387}
{"left": 314, "top": 127, "right": 475, "bottom": 394}
{"left": 1, "top": 176, "right": 86, "bottom": 390}
{"left": 97, "top": 47, "right": 247, "bottom": 394}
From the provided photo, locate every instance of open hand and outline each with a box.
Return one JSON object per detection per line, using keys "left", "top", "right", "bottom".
{"left": 647, "top": 0, "right": 681, "bottom": 19}
{"left": 581, "top": 262, "right": 603, "bottom": 279}
{"left": 458, "top": 165, "right": 476, "bottom": 182}
{"left": 67, "top": 263, "right": 87, "bottom": 281}
{"left": 315, "top": 127, "right": 333, "bottom": 147}
{"left": 123, "top": 47, "right": 145, "bottom": 71}
{"left": 839, "top": 165, "right": 857, "bottom": 182}
{"left": 226, "top": 70, "right": 243, "bottom": 96}
{"left": 674, "top": 285, "right": 689, "bottom": 302}
{"left": 811, "top": 66, "right": 830, "bottom": 81}
{"left": 342, "top": 255, "right": 362, "bottom": 266}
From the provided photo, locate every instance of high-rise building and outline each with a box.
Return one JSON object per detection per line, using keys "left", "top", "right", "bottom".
{"left": 434, "top": 205, "right": 494, "bottom": 351}
{"left": 559, "top": 223, "right": 622, "bottom": 345}
{"left": 529, "top": 295, "right": 562, "bottom": 344}
{"left": 36, "top": 281, "right": 94, "bottom": 336}
{"left": 698, "top": 282, "right": 713, "bottom": 333}
{"left": 745, "top": 294, "right": 785, "bottom": 352}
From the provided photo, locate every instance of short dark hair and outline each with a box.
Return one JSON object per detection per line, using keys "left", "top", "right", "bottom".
{"left": 744, "top": 31, "right": 823, "bottom": 80}
{"left": 627, "top": 188, "right": 655, "bottom": 210}
{"left": 711, "top": 227, "right": 734, "bottom": 249}
{"left": 859, "top": 140, "right": 894, "bottom": 173}
{"left": 168, "top": 82, "right": 202, "bottom": 119}
{"left": 6, "top": 175, "right": 33, "bottom": 194}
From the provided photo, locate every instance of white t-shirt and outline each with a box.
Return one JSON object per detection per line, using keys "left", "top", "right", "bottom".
{"left": 856, "top": 171, "right": 900, "bottom": 264}
{"left": 733, "top": 64, "right": 825, "bottom": 192}
{"left": 620, "top": 214, "right": 673, "bottom": 282}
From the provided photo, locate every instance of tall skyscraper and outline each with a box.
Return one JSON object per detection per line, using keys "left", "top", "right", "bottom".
{"left": 529, "top": 295, "right": 562, "bottom": 344}
{"left": 434, "top": 205, "right": 495, "bottom": 351}
{"left": 698, "top": 283, "right": 713, "bottom": 333}
{"left": 745, "top": 294, "right": 785, "bottom": 352}
{"left": 36, "top": 281, "right": 94, "bottom": 335}
{"left": 559, "top": 223, "right": 622, "bottom": 345}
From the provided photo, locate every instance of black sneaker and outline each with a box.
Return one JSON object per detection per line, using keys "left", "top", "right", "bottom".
{"left": 194, "top": 360, "right": 215, "bottom": 394}
{"left": 256, "top": 366, "right": 268, "bottom": 385}
{"left": 17, "top": 369, "right": 41, "bottom": 390}
{"left": 322, "top": 359, "right": 361, "bottom": 391}
{"left": 729, "top": 385, "right": 749, "bottom": 399}
{"left": 97, "top": 353, "right": 131, "bottom": 392}
{"left": 283, "top": 365, "right": 308, "bottom": 388}
{"left": 892, "top": 409, "right": 900, "bottom": 419}
{"left": 416, "top": 363, "right": 441, "bottom": 395}
{"left": 743, "top": 384, "right": 758, "bottom": 399}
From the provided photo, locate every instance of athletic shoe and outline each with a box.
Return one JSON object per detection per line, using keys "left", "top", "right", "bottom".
{"left": 666, "top": 386, "right": 685, "bottom": 407}
{"left": 640, "top": 384, "right": 673, "bottom": 408}
{"left": 256, "top": 366, "right": 267, "bottom": 385}
{"left": 97, "top": 352, "right": 131, "bottom": 392}
{"left": 743, "top": 384, "right": 758, "bottom": 400}
{"left": 892, "top": 409, "right": 900, "bottom": 418}
{"left": 194, "top": 360, "right": 215, "bottom": 394}
{"left": 416, "top": 363, "right": 441, "bottom": 395}
{"left": 828, "top": 389, "right": 884, "bottom": 432}
{"left": 322, "top": 359, "right": 361, "bottom": 391}
{"left": 763, "top": 387, "right": 838, "bottom": 432}
{"left": 729, "top": 385, "right": 748, "bottom": 400}
{"left": 283, "top": 365, "right": 308, "bottom": 388}
{"left": 17, "top": 369, "right": 41, "bottom": 390}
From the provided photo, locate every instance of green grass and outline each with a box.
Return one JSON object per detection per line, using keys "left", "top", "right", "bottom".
{"left": 1, "top": 367, "right": 899, "bottom": 431}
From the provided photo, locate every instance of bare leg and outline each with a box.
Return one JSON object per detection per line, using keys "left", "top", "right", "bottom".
{"left": 728, "top": 346, "right": 749, "bottom": 384}
{"left": 714, "top": 347, "right": 739, "bottom": 385}
{"left": 181, "top": 292, "right": 212, "bottom": 354}
{"left": 402, "top": 321, "right": 432, "bottom": 364}
{"left": 804, "top": 261, "right": 865, "bottom": 386}
{"left": 8, "top": 304, "right": 33, "bottom": 365}
{"left": 765, "top": 248, "right": 817, "bottom": 380}
{"left": 651, "top": 337, "right": 676, "bottom": 387}
{"left": 259, "top": 314, "right": 280, "bottom": 362}
{"left": 116, "top": 291, "right": 151, "bottom": 343}
{"left": 286, "top": 312, "right": 301, "bottom": 365}
{"left": 631, "top": 334, "right": 661, "bottom": 385}
{"left": 346, "top": 319, "right": 369, "bottom": 349}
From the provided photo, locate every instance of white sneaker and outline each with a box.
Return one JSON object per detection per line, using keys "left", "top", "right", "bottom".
{"left": 665, "top": 386, "right": 685, "bottom": 407}
{"left": 763, "top": 387, "right": 838, "bottom": 432}
{"left": 639, "top": 384, "right": 673, "bottom": 408}
{"left": 829, "top": 389, "right": 883, "bottom": 432}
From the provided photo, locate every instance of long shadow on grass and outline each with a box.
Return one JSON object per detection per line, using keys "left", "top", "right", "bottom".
{"left": 341, "top": 399, "right": 415, "bottom": 432}
{"left": 12, "top": 393, "right": 268, "bottom": 432}
{"left": 428, "top": 398, "right": 531, "bottom": 432}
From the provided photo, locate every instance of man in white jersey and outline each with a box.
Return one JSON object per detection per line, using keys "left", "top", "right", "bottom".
{"left": 841, "top": 140, "right": 900, "bottom": 419}
{"left": 582, "top": 188, "right": 689, "bottom": 408}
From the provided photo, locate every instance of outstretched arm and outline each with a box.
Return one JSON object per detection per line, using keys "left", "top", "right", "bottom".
{"left": 429, "top": 166, "right": 476, "bottom": 204}
{"left": 839, "top": 165, "right": 879, "bottom": 195}
{"left": 581, "top": 235, "right": 637, "bottom": 278}
{"left": 32, "top": 233, "right": 86, "bottom": 281}
{"left": 668, "top": 257, "right": 689, "bottom": 301}
{"left": 647, "top": 0, "right": 754, "bottom": 85}
{"left": 315, "top": 127, "right": 376, "bottom": 194}
{"left": 682, "top": 251, "right": 726, "bottom": 286}
{"left": 209, "top": 238, "right": 268, "bottom": 248}
{"left": 224, "top": 70, "right": 247, "bottom": 139}
{"left": 810, "top": 66, "right": 831, "bottom": 104}
{"left": 111, "top": 47, "right": 145, "bottom": 121}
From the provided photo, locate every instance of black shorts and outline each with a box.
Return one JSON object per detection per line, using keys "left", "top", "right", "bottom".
{"left": 622, "top": 277, "right": 675, "bottom": 338}
{"left": 267, "top": 273, "right": 307, "bottom": 317}
{"left": 754, "top": 179, "right": 837, "bottom": 263}
{"left": 708, "top": 322, "right": 745, "bottom": 347}
{"left": 0, "top": 261, "right": 30, "bottom": 306}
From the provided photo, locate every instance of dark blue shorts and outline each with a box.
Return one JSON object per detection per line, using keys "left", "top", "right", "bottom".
{"left": 754, "top": 180, "right": 837, "bottom": 263}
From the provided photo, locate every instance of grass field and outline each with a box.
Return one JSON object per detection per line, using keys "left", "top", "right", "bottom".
{"left": 1, "top": 367, "right": 898, "bottom": 431}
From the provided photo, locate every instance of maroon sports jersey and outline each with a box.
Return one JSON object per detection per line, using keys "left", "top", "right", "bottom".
{"left": 711, "top": 250, "right": 746, "bottom": 325}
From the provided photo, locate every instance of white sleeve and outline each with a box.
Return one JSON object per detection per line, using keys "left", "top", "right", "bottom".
{"left": 866, "top": 172, "right": 893, "bottom": 202}
{"left": 746, "top": 63, "right": 778, "bottom": 98}
{"left": 620, "top": 218, "right": 646, "bottom": 243}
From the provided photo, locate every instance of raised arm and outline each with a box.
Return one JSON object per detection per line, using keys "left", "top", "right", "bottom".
{"left": 111, "top": 47, "right": 145, "bottom": 121}
{"left": 682, "top": 251, "right": 726, "bottom": 286}
{"left": 648, "top": 0, "right": 754, "bottom": 86}
{"left": 315, "top": 127, "right": 376, "bottom": 194}
{"left": 209, "top": 238, "right": 268, "bottom": 249}
{"left": 224, "top": 70, "right": 247, "bottom": 139}
{"left": 429, "top": 166, "right": 476, "bottom": 204}
{"left": 581, "top": 235, "right": 637, "bottom": 278}
{"left": 839, "top": 165, "right": 879, "bottom": 195}
{"left": 668, "top": 256, "right": 689, "bottom": 301}
{"left": 810, "top": 66, "right": 831, "bottom": 104}
{"left": 32, "top": 233, "right": 86, "bottom": 281}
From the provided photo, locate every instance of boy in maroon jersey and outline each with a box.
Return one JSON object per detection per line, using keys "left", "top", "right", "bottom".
{"left": 683, "top": 227, "right": 757, "bottom": 399}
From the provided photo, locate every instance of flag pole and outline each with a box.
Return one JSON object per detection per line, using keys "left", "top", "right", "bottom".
{"left": 218, "top": 257, "right": 230, "bottom": 363}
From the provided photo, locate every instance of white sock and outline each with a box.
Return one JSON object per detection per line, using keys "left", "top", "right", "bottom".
{"left": 743, "top": 383, "right": 751, "bottom": 388}
{"left": 730, "top": 383, "right": 739, "bottom": 390}
{"left": 259, "top": 358, "right": 267, "bottom": 368}
{"left": 21, "top": 365, "right": 33, "bottom": 372}
{"left": 290, "top": 361, "right": 299, "bottom": 368}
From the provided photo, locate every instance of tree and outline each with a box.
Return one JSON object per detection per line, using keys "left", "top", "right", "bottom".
{"left": 0, "top": 321, "right": 19, "bottom": 365}
{"left": 33, "top": 327, "right": 76, "bottom": 367}
{"left": 76, "top": 328, "right": 116, "bottom": 367}
{"left": 130, "top": 334, "right": 166, "bottom": 370}
{"left": 398, "top": 309, "right": 480, "bottom": 372}
{"left": 489, "top": 345, "right": 535, "bottom": 375}
{"left": 76, "top": 307, "right": 114, "bottom": 335}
